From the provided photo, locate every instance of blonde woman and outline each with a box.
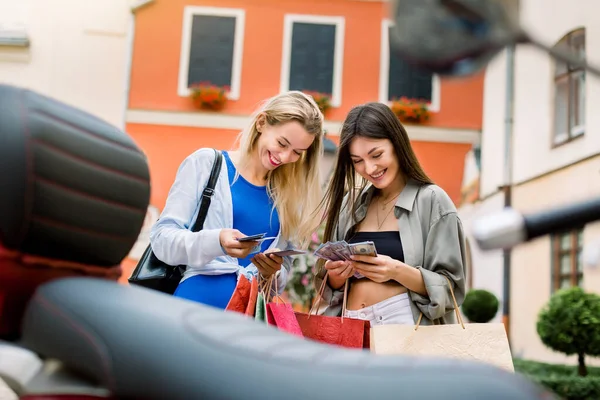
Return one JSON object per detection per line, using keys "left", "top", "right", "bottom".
{"left": 150, "top": 91, "right": 324, "bottom": 308}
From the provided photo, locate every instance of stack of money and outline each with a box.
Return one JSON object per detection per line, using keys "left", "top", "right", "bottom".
{"left": 313, "top": 241, "right": 377, "bottom": 279}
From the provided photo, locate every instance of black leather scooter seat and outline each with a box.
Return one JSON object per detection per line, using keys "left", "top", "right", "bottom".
{"left": 21, "top": 278, "right": 551, "bottom": 400}
{"left": 0, "top": 84, "right": 150, "bottom": 266}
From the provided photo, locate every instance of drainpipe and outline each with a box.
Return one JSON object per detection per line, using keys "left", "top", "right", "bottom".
{"left": 122, "top": 11, "right": 135, "bottom": 132}
{"left": 502, "top": 44, "right": 516, "bottom": 342}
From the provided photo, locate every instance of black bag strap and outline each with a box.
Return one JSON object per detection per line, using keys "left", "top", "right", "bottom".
{"left": 190, "top": 149, "right": 223, "bottom": 232}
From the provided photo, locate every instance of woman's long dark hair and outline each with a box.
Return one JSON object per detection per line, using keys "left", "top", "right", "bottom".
{"left": 315, "top": 102, "right": 433, "bottom": 276}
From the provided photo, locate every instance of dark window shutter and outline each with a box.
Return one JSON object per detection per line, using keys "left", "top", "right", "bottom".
{"left": 289, "top": 22, "right": 336, "bottom": 95}
{"left": 187, "top": 15, "right": 236, "bottom": 88}
{"left": 388, "top": 27, "right": 432, "bottom": 102}
{"left": 473, "top": 144, "right": 482, "bottom": 170}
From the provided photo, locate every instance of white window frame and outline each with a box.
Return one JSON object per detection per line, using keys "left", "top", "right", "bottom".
{"left": 280, "top": 14, "right": 345, "bottom": 108}
{"left": 177, "top": 6, "right": 245, "bottom": 100}
{"left": 552, "top": 29, "right": 586, "bottom": 146}
{"left": 379, "top": 19, "right": 440, "bottom": 112}
{"left": 553, "top": 124, "right": 585, "bottom": 146}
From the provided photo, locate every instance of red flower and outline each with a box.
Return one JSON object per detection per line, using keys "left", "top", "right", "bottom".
{"left": 389, "top": 97, "right": 430, "bottom": 124}
{"left": 303, "top": 91, "right": 332, "bottom": 114}
{"left": 189, "top": 82, "right": 228, "bottom": 111}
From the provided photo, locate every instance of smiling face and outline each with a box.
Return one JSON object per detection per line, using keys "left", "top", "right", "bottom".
{"left": 348, "top": 136, "right": 401, "bottom": 190}
{"left": 256, "top": 117, "right": 315, "bottom": 171}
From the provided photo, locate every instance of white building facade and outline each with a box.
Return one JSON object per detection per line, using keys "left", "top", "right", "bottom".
{"left": 0, "top": 0, "right": 138, "bottom": 129}
{"left": 460, "top": 0, "right": 600, "bottom": 364}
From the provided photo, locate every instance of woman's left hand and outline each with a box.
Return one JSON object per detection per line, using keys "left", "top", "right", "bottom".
{"left": 251, "top": 249, "right": 284, "bottom": 278}
{"left": 350, "top": 254, "right": 402, "bottom": 283}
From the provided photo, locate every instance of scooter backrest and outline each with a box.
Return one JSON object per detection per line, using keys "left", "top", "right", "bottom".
{"left": 0, "top": 84, "right": 151, "bottom": 339}
{"left": 0, "top": 84, "right": 151, "bottom": 265}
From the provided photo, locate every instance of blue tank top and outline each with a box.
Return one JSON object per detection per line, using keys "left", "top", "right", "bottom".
{"left": 223, "top": 151, "right": 280, "bottom": 267}
{"left": 172, "top": 151, "right": 282, "bottom": 309}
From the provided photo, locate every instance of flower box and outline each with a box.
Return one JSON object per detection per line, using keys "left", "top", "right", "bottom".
{"left": 304, "top": 91, "right": 332, "bottom": 114}
{"left": 389, "top": 97, "right": 431, "bottom": 124}
{"left": 189, "top": 82, "right": 228, "bottom": 111}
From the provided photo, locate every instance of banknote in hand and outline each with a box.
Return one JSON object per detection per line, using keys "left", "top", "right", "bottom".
{"left": 313, "top": 240, "right": 378, "bottom": 278}
{"left": 348, "top": 241, "right": 378, "bottom": 257}
{"left": 314, "top": 242, "right": 345, "bottom": 261}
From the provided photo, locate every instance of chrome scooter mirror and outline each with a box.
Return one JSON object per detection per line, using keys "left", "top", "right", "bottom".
{"left": 389, "top": 0, "right": 600, "bottom": 78}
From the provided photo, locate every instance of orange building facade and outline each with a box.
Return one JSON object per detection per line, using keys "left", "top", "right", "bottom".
{"left": 121, "top": 0, "right": 484, "bottom": 280}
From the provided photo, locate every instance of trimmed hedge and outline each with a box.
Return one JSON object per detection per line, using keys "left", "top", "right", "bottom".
{"left": 514, "top": 359, "right": 600, "bottom": 400}
{"left": 462, "top": 289, "right": 499, "bottom": 323}
{"left": 536, "top": 287, "right": 600, "bottom": 377}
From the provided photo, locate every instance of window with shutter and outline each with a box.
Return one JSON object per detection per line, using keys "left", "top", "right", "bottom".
{"left": 551, "top": 229, "right": 584, "bottom": 292}
{"left": 178, "top": 6, "right": 245, "bottom": 99}
{"left": 281, "top": 15, "right": 345, "bottom": 107}
{"left": 379, "top": 20, "right": 440, "bottom": 110}
{"left": 552, "top": 28, "right": 585, "bottom": 146}
{"left": 289, "top": 23, "right": 336, "bottom": 95}
{"left": 388, "top": 30, "right": 433, "bottom": 102}
{"left": 187, "top": 15, "right": 236, "bottom": 88}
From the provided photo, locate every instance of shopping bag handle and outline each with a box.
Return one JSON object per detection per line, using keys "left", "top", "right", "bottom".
{"left": 309, "top": 272, "right": 350, "bottom": 321}
{"left": 414, "top": 275, "right": 465, "bottom": 330}
{"left": 257, "top": 273, "right": 288, "bottom": 306}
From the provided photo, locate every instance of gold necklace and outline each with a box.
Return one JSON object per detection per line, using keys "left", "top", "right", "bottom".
{"left": 376, "top": 197, "right": 397, "bottom": 230}
{"left": 379, "top": 190, "right": 402, "bottom": 210}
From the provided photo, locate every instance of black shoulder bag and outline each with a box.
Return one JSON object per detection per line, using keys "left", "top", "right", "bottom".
{"left": 128, "top": 149, "right": 223, "bottom": 294}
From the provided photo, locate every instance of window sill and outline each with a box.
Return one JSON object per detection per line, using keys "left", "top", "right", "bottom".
{"left": 0, "top": 46, "right": 31, "bottom": 63}
{"left": 551, "top": 129, "right": 585, "bottom": 149}
{"left": 382, "top": 100, "right": 439, "bottom": 114}
{"left": 178, "top": 89, "right": 240, "bottom": 102}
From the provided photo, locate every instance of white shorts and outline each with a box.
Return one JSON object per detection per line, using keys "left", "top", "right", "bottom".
{"left": 344, "top": 292, "right": 414, "bottom": 326}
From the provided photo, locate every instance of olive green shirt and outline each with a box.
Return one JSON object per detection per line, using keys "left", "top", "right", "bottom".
{"left": 314, "top": 179, "right": 467, "bottom": 325}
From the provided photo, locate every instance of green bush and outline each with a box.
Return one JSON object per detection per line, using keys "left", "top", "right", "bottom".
{"left": 461, "top": 288, "right": 499, "bottom": 323}
{"left": 537, "top": 287, "right": 600, "bottom": 377}
{"left": 514, "top": 359, "right": 600, "bottom": 400}
{"left": 540, "top": 376, "right": 600, "bottom": 400}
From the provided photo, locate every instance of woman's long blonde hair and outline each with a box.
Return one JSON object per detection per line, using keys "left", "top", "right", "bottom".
{"left": 235, "top": 91, "right": 324, "bottom": 248}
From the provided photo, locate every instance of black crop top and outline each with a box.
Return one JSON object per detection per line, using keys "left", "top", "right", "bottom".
{"left": 347, "top": 231, "right": 404, "bottom": 262}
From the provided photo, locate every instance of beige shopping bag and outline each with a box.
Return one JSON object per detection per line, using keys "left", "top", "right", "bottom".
{"left": 370, "top": 277, "right": 514, "bottom": 373}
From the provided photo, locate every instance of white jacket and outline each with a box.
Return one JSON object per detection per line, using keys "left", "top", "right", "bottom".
{"left": 149, "top": 148, "right": 294, "bottom": 293}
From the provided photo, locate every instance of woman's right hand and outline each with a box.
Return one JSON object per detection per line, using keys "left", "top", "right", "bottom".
{"left": 324, "top": 260, "right": 354, "bottom": 290}
{"left": 219, "top": 229, "right": 260, "bottom": 259}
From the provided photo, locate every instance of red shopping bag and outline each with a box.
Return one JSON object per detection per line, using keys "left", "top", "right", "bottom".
{"left": 245, "top": 276, "right": 259, "bottom": 316}
{"left": 265, "top": 302, "right": 304, "bottom": 337}
{"left": 225, "top": 275, "right": 259, "bottom": 315}
{"left": 287, "top": 272, "right": 370, "bottom": 349}
{"left": 295, "top": 312, "right": 370, "bottom": 349}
